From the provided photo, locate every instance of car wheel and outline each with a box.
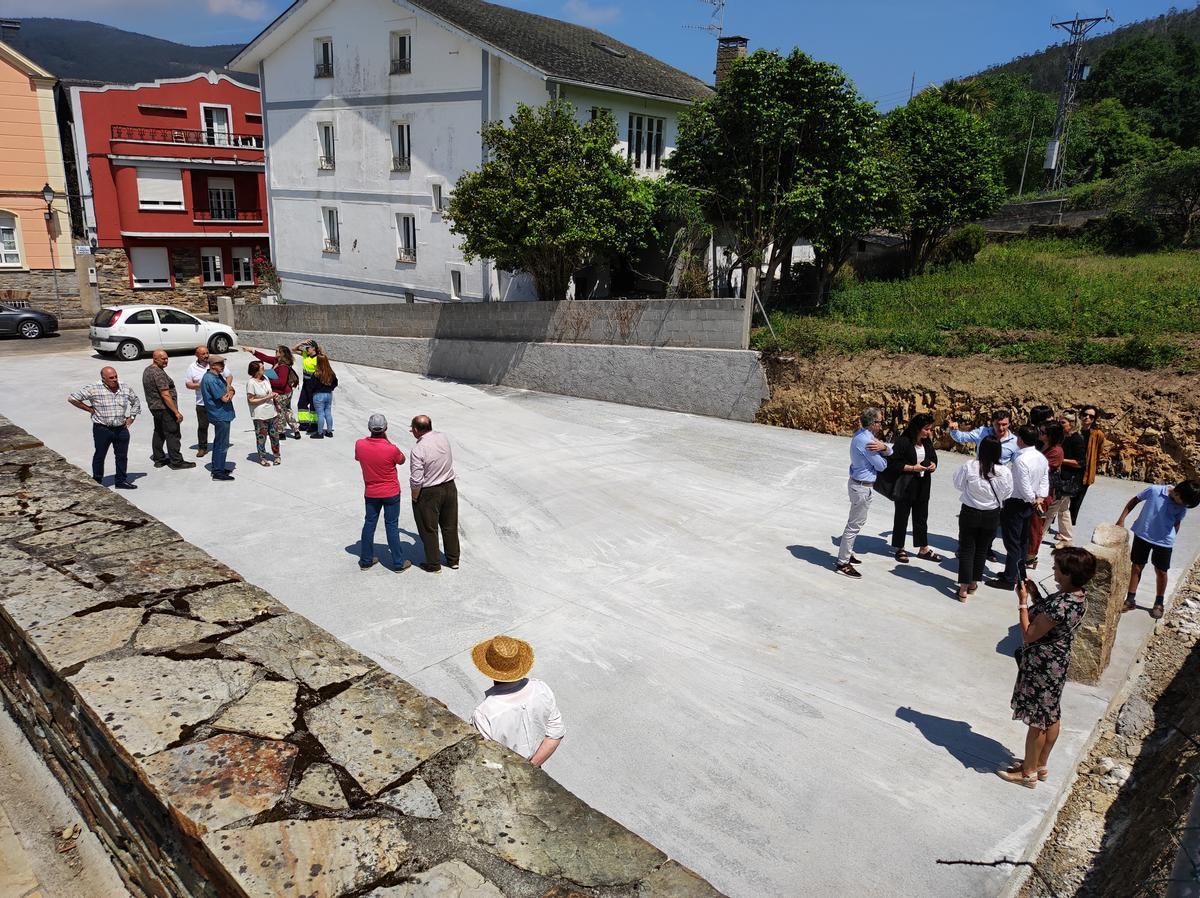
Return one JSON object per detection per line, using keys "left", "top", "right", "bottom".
{"left": 116, "top": 340, "right": 142, "bottom": 361}
{"left": 209, "top": 333, "right": 232, "bottom": 354}
{"left": 17, "top": 320, "right": 42, "bottom": 339}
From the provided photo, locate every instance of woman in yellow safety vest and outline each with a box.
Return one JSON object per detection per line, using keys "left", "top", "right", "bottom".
{"left": 293, "top": 340, "right": 320, "bottom": 432}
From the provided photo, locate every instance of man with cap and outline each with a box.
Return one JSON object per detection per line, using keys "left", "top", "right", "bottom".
{"left": 200, "top": 356, "right": 236, "bottom": 481}
{"left": 354, "top": 413, "right": 412, "bottom": 571}
{"left": 471, "top": 635, "right": 564, "bottom": 767}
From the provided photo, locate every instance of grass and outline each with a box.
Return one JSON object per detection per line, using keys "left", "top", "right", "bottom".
{"left": 753, "top": 238, "right": 1200, "bottom": 370}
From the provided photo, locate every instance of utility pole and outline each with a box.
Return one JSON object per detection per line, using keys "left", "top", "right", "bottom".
{"left": 908, "top": 71, "right": 916, "bottom": 103}
{"left": 1043, "top": 11, "right": 1113, "bottom": 191}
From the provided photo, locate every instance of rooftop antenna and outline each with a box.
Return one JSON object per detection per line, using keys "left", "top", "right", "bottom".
{"left": 1043, "top": 10, "right": 1113, "bottom": 191}
{"left": 685, "top": 0, "right": 727, "bottom": 37}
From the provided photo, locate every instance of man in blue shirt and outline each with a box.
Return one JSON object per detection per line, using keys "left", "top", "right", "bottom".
{"left": 948, "top": 409, "right": 1019, "bottom": 465}
{"left": 836, "top": 407, "right": 892, "bottom": 578}
{"left": 1118, "top": 479, "right": 1200, "bottom": 619}
{"left": 201, "top": 356, "right": 237, "bottom": 482}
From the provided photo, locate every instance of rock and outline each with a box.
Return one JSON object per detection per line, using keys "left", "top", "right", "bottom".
{"left": 305, "top": 671, "right": 474, "bottom": 796}
{"left": 1116, "top": 695, "right": 1154, "bottom": 739}
{"left": 16, "top": 518, "right": 126, "bottom": 549}
{"left": 292, "top": 763, "right": 348, "bottom": 810}
{"left": 449, "top": 737, "right": 665, "bottom": 886}
{"left": 183, "top": 582, "right": 286, "bottom": 625}
{"left": 29, "top": 606, "right": 145, "bottom": 670}
{"left": 210, "top": 680, "right": 299, "bottom": 740}
{"left": 134, "top": 614, "right": 227, "bottom": 653}
{"left": 1092, "top": 756, "right": 1116, "bottom": 775}
{"left": 0, "top": 556, "right": 113, "bottom": 629}
{"left": 140, "top": 733, "right": 297, "bottom": 836}
{"left": 81, "top": 542, "right": 242, "bottom": 599}
{"left": 1069, "top": 524, "right": 1131, "bottom": 685}
{"left": 204, "top": 818, "right": 410, "bottom": 898}
{"left": 221, "top": 613, "right": 372, "bottom": 691}
{"left": 70, "top": 522, "right": 183, "bottom": 560}
{"left": 69, "top": 656, "right": 257, "bottom": 758}
{"left": 1107, "top": 765, "right": 1131, "bottom": 785}
{"left": 377, "top": 777, "right": 441, "bottom": 819}
{"left": 637, "top": 861, "right": 728, "bottom": 897}
{"left": 365, "top": 860, "right": 503, "bottom": 897}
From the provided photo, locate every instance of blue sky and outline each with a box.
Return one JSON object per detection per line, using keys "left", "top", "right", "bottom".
{"left": 2, "top": 0, "right": 1186, "bottom": 107}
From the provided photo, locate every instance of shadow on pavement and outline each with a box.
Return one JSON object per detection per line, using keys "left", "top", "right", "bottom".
{"left": 895, "top": 706, "right": 1014, "bottom": 773}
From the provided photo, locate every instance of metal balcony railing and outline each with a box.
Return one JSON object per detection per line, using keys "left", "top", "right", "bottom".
{"left": 396, "top": 247, "right": 417, "bottom": 263}
{"left": 314, "top": 62, "right": 333, "bottom": 78}
{"left": 323, "top": 239, "right": 340, "bottom": 253}
{"left": 318, "top": 155, "right": 336, "bottom": 170}
{"left": 391, "top": 155, "right": 411, "bottom": 172}
{"left": 111, "top": 124, "right": 263, "bottom": 149}
{"left": 390, "top": 57, "right": 411, "bottom": 74}
{"left": 194, "top": 208, "right": 263, "bottom": 222}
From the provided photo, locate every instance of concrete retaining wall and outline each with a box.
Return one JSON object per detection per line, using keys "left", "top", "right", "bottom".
{"left": 235, "top": 297, "right": 749, "bottom": 350}
{"left": 0, "top": 416, "right": 723, "bottom": 898}
{"left": 241, "top": 330, "right": 770, "bottom": 422}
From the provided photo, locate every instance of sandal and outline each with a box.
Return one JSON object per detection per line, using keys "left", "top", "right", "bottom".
{"left": 894, "top": 549, "right": 910, "bottom": 564}
{"left": 967, "top": 582, "right": 978, "bottom": 594}
{"left": 996, "top": 767, "right": 1038, "bottom": 789}
{"left": 1006, "top": 760, "right": 1048, "bottom": 781}
{"left": 259, "top": 459, "right": 271, "bottom": 467}
{"left": 272, "top": 458, "right": 281, "bottom": 466}
{"left": 1151, "top": 602, "right": 1165, "bottom": 620}
{"left": 956, "top": 586, "right": 969, "bottom": 602}
{"left": 917, "top": 549, "right": 944, "bottom": 563}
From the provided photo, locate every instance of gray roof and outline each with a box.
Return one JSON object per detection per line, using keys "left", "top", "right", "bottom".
{"left": 407, "top": 0, "right": 712, "bottom": 102}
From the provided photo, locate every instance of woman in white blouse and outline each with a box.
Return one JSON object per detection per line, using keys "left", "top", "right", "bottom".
{"left": 953, "top": 435, "right": 1014, "bottom": 600}
{"left": 245, "top": 361, "right": 281, "bottom": 466}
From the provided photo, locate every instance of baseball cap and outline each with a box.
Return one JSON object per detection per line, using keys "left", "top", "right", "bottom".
{"left": 367, "top": 413, "right": 388, "bottom": 433}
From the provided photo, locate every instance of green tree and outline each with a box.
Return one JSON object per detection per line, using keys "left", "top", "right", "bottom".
{"left": 1132, "top": 148, "right": 1200, "bottom": 244}
{"left": 447, "top": 101, "right": 653, "bottom": 302}
{"left": 929, "top": 77, "right": 995, "bottom": 116}
{"left": 666, "top": 48, "right": 888, "bottom": 303}
{"left": 973, "top": 73, "right": 1057, "bottom": 194}
{"left": 1062, "top": 98, "right": 1172, "bottom": 182}
{"left": 884, "top": 93, "right": 1007, "bottom": 275}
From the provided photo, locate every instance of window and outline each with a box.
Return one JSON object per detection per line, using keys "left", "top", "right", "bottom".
{"left": 390, "top": 32, "right": 411, "bottom": 74}
{"left": 129, "top": 247, "right": 171, "bottom": 288}
{"left": 0, "top": 215, "right": 20, "bottom": 266}
{"left": 391, "top": 122, "right": 410, "bottom": 171}
{"left": 432, "top": 183, "right": 446, "bottom": 212}
{"left": 450, "top": 269, "right": 462, "bottom": 300}
{"left": 158, "top": 308, "right": 200, "bottom": 325}
{"left": 589, "top": 107, "right": 611, "bottom": 121}
{"left": 207, "top": 177, "right": 236, "bottom": 219}
{"left": 319, "top": 122, "right": 336, "bottom": 169}
{"left": 125, "top": 309, "right": 157, "bottom": 324}
{"left": 627, "top": 114, "right": 665, "bottom": 171}
{"left": 232, "top": 247, "right": 253, "bottom": 285}
{"left": 314, "top": 38, "right": 333, "bottom": 77}
{"left": 396, "top": 213, "right": 416, "bottom": 262}
{"left": 322, "top": 207, "right": 340, "bottom": 252}
{"left": 202, "top": 106, "right": 230, "bottom": 146}
{"left": 136, "top": 168, "right": 185, "bottom": 210}
{"left": 201, "top": 247, "right": 224, "bottom": 286}
{"left": 404, "top": 290, "right": 415, "bottom": 304}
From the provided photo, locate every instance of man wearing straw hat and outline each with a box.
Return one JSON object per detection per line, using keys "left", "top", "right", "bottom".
{"left": 470, "top": 635, "right": 564, "bottom": 767}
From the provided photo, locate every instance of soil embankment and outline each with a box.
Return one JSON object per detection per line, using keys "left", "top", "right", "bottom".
{"left": 759, "top": 352, "right": 1200, "bottom": 483}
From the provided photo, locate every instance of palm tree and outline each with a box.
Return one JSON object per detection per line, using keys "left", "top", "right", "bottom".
{"left": 932, "top": 78, "right": 995, "bottom": 117}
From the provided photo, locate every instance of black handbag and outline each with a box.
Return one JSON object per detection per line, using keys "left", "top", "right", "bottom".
{"left": 873, "top": 468, "right": 899, "bottom": 502}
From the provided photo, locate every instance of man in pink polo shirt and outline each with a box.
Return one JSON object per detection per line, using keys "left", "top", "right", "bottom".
{"left": 354, "top": 414, "right": 412, "bottom": 572}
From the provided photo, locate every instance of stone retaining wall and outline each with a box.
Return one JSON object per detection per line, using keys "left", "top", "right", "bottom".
{"left": 234, "top": 298, "right": 748, "bottom": 350}
{"left": 0, "top": 415, "right": 722, "bottom": 898}
{"left": 239, "top": 330, "right": 770, "bottom": 422}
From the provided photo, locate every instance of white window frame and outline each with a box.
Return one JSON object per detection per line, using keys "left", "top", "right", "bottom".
{"left": 0, "top": 213, "right": 21, "bottom": 267}
{"left": 322, "top": 207, "right": 340, "bottom": 252}
{"left": 318, "top": 122, "right": 336, "bottom": 169}
{"left": 314, "top": 38, "right": 334, "bottom": 77}
{"left": 627, "top": 114, "right": 665, "bottom": 171}
{"left": 396, "top": 213, "right": 416, "bottom": 262}
{"left": 136, "top": 168, "right": 185, "bottom": 211}
{"left": 206, "top": 176, "right": 236, "bottom": 219}
{"left": 129, "top": 247, "right": 171, "bottom": 289}
{"left": 432, "top": 183, "right": 446, "bottom": 213}
{"left": 449, "top": 268, "right": 462, "bottom": 301}
{"left": 200, "top": 104, "right": 232, "bottom": 147}
{"left": 389, "top": 31, "right": 411, "bottom": 74}
{"left": 232, "top": 247, "right": 254, "bottom": 285}
{"left": 200, "top": 247, "right": 224, "bottom": 286}
{"left": 391, "top": 121, "right": 411, "bottom": 171}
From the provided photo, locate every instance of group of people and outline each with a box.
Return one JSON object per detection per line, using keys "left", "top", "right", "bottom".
{"left": 834, "top": 403, "right": 1199, "bottom": 789}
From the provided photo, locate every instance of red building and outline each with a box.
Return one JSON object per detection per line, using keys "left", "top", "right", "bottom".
{"left": 67, "top": 72, "right": 270, "bottom": 310}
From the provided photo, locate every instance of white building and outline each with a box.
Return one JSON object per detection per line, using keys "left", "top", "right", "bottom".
{"left": 229, "top": 0, "right": 712, "bottom": 303}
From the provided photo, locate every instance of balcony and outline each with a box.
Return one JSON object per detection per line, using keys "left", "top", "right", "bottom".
{"left": 314, "top": 62, "right": 333, "bottom": 78}
{"left": 318, "top": 155, "right": 336, "bottom": 170}
{"left": 389, "top": 56, "right": 411, "bottom": 75}
{"left": 111, "top": 124, "right": 263, "bottom": 149}
{"left": 396, "top": 247, "right": 417, "bottom": 263}
{"left": 194, "top": 207, "right": 263, "bottom": 224}
{"left": 323, "top": 239, "right": 340, "bottom": 253}
{"left": 391, "top": 155, "right": 411, "bottom": 172}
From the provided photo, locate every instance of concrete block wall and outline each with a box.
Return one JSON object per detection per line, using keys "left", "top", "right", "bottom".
{"left": 235, "top": 297, "right": 749, "bottom": 350}
{"left": 0, "top": 416, "right": 725, "bottom": 898}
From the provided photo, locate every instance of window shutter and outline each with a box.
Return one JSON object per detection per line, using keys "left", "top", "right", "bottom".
{"left": 136, "top": 169, "right": 184, "bottom": 208}
{"left": 130, "top": 247, "right": 171, "bottom": 286}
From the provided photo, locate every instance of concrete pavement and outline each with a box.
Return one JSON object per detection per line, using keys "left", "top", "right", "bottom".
{"left": 0, "top": 339, "right": 1194, "bottom": 898}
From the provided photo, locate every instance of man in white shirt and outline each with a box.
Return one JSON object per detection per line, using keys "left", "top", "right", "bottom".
{"left": 470, "top": 635, "right": 564, "bottom": 767}
{"left": 409, "top": 415, "right": 459, "bottom": 572}
{"left": 991, "top": 424, "right": 1049, "bottom": 590}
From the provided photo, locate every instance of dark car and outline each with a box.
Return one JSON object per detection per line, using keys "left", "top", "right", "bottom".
{"left": 0, "top": 302, "right": 58, "bottom": 339}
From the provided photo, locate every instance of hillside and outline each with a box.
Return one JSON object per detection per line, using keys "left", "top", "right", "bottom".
{"left": 979, "top": 4, "right": 1200, "bottom": 92}
{"left": 0, "top": 18, "right": 253, "bottom": 85}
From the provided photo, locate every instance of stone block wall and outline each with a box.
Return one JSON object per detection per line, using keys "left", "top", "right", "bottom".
{"left": 0, "top": 416, "right": 722, "bottom": 898}
{"left": 235, "top": 297, "right": 749, "bottom": 350}
{"left": 0, "top": 269, "right": 81, "bottom": 302}
{"left": 1069, "top": 523, "right": 1133, "bottom": 685}
{"left": 96, "top": 248, "right": 265, "bottom": 317}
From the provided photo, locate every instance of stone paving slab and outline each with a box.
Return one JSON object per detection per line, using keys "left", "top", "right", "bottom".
{"left": 221, "top": 613, "right": 373, "bottom": 691}
{"left": 210, "top": 679, "right": 299, "bottom": 740}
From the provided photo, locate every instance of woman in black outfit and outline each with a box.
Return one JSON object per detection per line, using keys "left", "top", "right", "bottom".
{"left": 888, "top": 413, "right": 942, "bottom": 563}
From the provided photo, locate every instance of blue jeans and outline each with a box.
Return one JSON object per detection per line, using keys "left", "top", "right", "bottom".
{"left": 361, "top": 493, "right": 404, "bottom": 567}
{"left": 91, "top": 423, "right": 129, "bottom": 484}
{"left": 211, "top": 419, "right": 232, "bottom": 475}
{"left": 312, "top": 392, "right": 333, "bottom": 433}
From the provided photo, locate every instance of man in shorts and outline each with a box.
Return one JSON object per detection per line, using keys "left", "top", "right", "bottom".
{"left": 1118, "top": 479, "right": 1200, "bottom": 619}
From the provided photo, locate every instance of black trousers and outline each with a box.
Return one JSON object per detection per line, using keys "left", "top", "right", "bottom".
{"left": 1000, "top": 498, "right": 1034, "bottom": 585}
{"left": 150, "top": 408, "right": 183, "bottom": 464}
{"left": 91, "top": 423, "right": 129, "bottom": 485}
{"left": 892, "top": 496, "right": 929, "bottom": 549}
{"left": 412, "top": 480, "right": 460, "bottom": 567}
{"left": 1069, "top": 484, "right": 1089, "bottom": 527}
{"left": 196, "top": 404, "right": 210, "bottom": 451}
{"left": 958, "top": 505, "right": 1000, "bottom": 584}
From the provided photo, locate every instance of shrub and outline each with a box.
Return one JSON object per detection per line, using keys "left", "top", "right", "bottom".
{"left": 1092, "top": 209, "right": 1163, "bottom": 254}
{"left": 933, "top": 224, "right": 987, "bottom": 267}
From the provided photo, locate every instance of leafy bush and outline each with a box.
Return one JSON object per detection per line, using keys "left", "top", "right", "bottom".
{"left": 933, "top": 224, "right": 987, "bottom": 267}
{"left": 1060, "top": 178, "right": 1123, "bottom": 211}
{"left": 1092, "top": 209, "right": 1164, "bottom": 254}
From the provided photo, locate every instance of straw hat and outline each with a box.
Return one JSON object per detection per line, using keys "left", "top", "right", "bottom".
{"left": 471, "top": 635, "right": 534, "bottom": 682}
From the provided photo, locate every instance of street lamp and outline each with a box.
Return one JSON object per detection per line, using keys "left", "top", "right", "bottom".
{"left": 40, "top": 182, "right": 61, "bottom": 305}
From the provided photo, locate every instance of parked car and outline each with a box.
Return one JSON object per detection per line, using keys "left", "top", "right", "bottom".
{"left": 89, "top": 305, "right": 237, "bottom": 361}
{"left": 0, "top": 302, "right": 58, "bottom": 339}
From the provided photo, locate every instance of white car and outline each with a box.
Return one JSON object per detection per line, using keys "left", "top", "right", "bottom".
{"left": 90, "top": 305, "right": 237, "bottom": 361}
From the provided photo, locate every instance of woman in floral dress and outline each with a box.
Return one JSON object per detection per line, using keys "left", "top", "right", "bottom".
{"left": 998, "top": 546, "right": 1096, "bottom": 788}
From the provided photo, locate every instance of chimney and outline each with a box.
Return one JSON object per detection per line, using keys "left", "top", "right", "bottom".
{"left": 715, "top": 36, "right": 748, "bottom": 85}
